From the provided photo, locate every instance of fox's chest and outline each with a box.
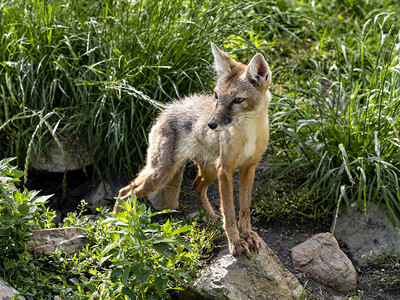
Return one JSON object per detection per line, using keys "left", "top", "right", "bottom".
{"left": 243, "top": 128, "right": 258, "bottom": 158}
{"left": 236, "top": 114, "right": 269, "bottom": 163}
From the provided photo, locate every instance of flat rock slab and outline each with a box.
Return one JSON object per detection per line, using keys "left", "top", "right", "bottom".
{"left": 0, "top": 279, "right": 25, "bottom": 300}
{"left": 180, "top": 238, "right": 302, "bottom": 300}
{"left": 28, "top": 227, "right": 89, "bottom": 257}
{"left": 291, "top": 232, "right": 357, "bottom": 295}
{"left": 333, "top": 204, "right": 400, "bottom": 266}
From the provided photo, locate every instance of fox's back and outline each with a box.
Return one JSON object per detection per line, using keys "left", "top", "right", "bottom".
{"left": 152, "top": 94, "right": 221, "bottom": 165}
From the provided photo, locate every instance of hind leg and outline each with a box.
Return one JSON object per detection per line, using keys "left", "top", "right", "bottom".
{"left": 193, "top": 163, "right": 219, "bottom": 221}
{"left": 113, "top": 119, "right": 180, "bottom": 214}
{"left": 147, "top": 165, "right": 185, "bottom": 211}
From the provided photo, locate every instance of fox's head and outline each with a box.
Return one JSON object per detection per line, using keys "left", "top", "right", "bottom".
{"left": 208, "top": 43, "right": 271, "bottom": 131}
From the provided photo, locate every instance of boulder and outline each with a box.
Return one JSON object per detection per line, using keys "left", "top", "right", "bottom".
{"left": 28, "top": 227, "right": 89, "bottom": 257}
{"left": 180, "top": 238, "right": 302, "bottom": 300}
{"left": 0, "top": 279, "right": 25, "bottom": 300}
{"left": 291, "top": 232, "right": 357, "bottom": 295}
{"left": 31, "top": 135, "right": 91, "bottom": 172}
{"left": 333, "top": 204, "right": 400, "bottom": 266}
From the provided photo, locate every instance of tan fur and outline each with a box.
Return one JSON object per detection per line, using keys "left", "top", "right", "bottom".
{"left": 113, "top": 44, "right": 271, "bottom": 255}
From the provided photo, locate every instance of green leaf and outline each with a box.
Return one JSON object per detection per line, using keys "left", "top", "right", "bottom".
{"left": 121, "top": 287, "right": 135, "bottom": 300}
{"left": 163, "top": 219, "right": 172, "bottom": 234}
{"left": 102, "top": 243, "right": 118, "bottom": 256}
{"left": 174, "top": 237, "right": 193, "bottom": 252}
{"left": 110, "top": 269, "right": 122, "bottom": 284}
{"left": 117, "top": 198, "right": 132, "bottom": 212}
{"left": 34, "top": 195, "right": 54, "bottom": 205}
{"left": 174, "top": 269, "right": 192, "bottom": 282}
{"left": 133, "top": 229, "right": 148, "bottom": 241}
{"left": 99, "top": 254, "right": 113, "bottom": 266}
{"left": 152, "top": 237, "right": 175, "bottom": 244}
{"left": 135, "top": 268, "right": 149, "bottom": 284}
{"left": 153, "top": 243, "right": 173, "bottom": 258}
{"left": 18, "top": 203, "right": 30, "bottom": 215}
{"left": 145, "top": 224, "right": 161, "bottom": 233}
{"left": 154, "top": 276, "right": 168, "bottom": 297}
{"left": 171, "top": 224, "right": 192, "bottom": 236}
{"left": 122, "top": 267, "right": 131, "bottom": 286}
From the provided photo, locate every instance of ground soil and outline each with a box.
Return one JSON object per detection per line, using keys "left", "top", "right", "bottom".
{"left": 26, "top": 156, "right": 400, "bottom": 300}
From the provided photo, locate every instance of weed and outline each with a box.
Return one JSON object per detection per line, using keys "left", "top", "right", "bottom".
{"left": 252, "top": 179, "right": 328, "bottom": 222}
{"left": 364, "top": 254, "right": 400, "bottom": 292}
{"left": 0, "top": 158, "right": 223, "bottom": 298}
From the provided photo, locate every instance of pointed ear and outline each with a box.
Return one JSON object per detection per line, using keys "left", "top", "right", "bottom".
{"left": 244, "top": 53, "right": 271, "bottom": 87}
{"left": 211, "top": 43, "right": 237, "bottom": 78}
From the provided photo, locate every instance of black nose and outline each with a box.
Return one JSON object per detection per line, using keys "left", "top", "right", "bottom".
{"left": 208, "top": 122, "right": 217, "bottom": 130}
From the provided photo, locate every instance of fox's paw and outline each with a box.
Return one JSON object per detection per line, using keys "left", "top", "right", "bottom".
{"left": 207, "top": 213, "right": 221, "bottom": 223}
{"left": 240, "top": 230, "right": 260, "bottom": 252}
{"left": 229, "top": 238, "right": 251, "bottom": 256}
{"left": 118, "top": 184, "right": 132, "bottom": 201}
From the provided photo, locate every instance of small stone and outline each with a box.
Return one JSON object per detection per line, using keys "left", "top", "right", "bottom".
{"left": 28, "top": 227, "right": 89, "bottom": 257}
{"left": 188, "top": 211, "right": 200, "bottom": 219}
{"left": 291, "top": 232, "right": 357, "bottom": 295}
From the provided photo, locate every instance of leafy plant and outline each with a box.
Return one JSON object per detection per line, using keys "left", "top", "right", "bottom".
{"left": 0, "top": 157, "right": 54, "bottom": 256}
{"left": 0, "top": 158, "right": 222, "bottom": 299}
{"left": 0, "top": 157, "right": 56, "bottom": 297}
{"left": 90, "top": 195, "right": 197, "bottom": 299}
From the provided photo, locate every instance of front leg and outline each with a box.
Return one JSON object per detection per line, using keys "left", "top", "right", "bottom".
{"left": 218, "top": 166, "right": 250, "bottom": 255}
{"left": 238, "top": 163, "right": 260, "bottom": 251}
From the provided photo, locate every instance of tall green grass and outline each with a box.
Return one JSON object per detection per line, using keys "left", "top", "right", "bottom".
{"left": 265, "top": 0, "right": 400, "bottom": 222}
{"left": 0, "top": 0, "right": 266, "bottom": 181}
{"left": 3, "top": 0, "right": 399, "bottom": 223}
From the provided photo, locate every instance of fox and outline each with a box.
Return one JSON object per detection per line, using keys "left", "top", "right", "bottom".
{"left": 113, "top": 43, "right": 271, "bottom": 256}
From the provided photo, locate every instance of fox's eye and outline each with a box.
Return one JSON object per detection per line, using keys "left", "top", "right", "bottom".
{"left": 232, "top": 97, "right": 245, "bottom": 104}
{"left": 214, "top": 92, "right": 219, "bottom": 101}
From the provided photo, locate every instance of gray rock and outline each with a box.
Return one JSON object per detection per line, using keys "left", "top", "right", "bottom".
{"left": 333, "top": 204, "right": 400, "bottom": 266}
{"left": 28, "top": 227, "right": 89, "bottom": 257}
{"left": 85, "top": 182, "right": 118, "bottom": 212}
{"left": 180, "top": 238, "right": 302, "bottom": 300}
{"left": 31, "top": 135, "right": 91, "bottom": 172}
{"left": 291, "top": 232, "right": 357, "bottom": 295}
{"left": 0, "top": 279, "right": 25, "bottom": 300}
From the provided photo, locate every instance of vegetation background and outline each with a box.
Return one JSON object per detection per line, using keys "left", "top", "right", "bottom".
{"left": 1, "top": 0, "right": 400, "bottom": 298}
